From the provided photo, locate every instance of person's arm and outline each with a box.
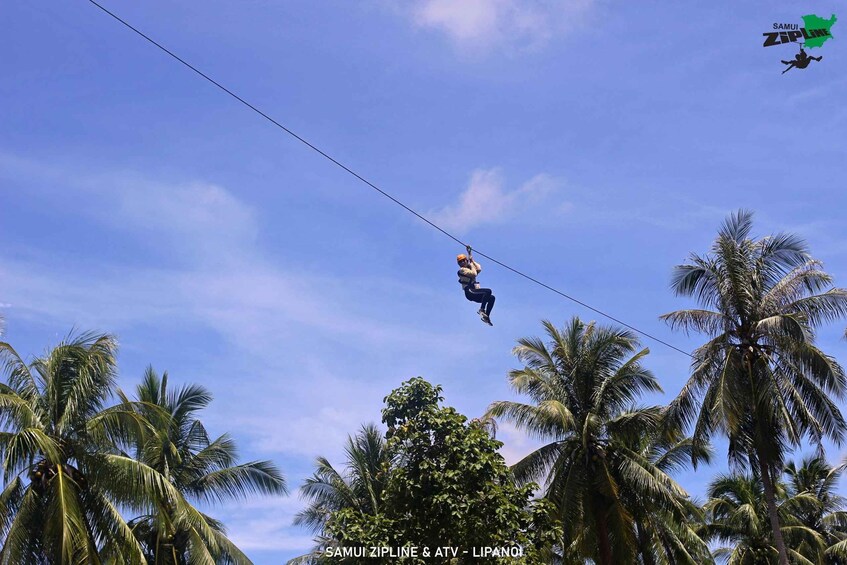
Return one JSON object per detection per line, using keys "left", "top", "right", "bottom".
{"left": 465, "top": 246, "right": 481, "bottom": 274}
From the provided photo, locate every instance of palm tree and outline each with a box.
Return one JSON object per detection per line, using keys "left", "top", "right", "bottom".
{"left": 0, "top": 332, "right": 154, "bottom": 563}
{"left": 783, "top": 457, "right": 847, "bottom": 562}
{"left": 661, "top": 210, "right": 847, "bottom": 564}
{"left": 290, "top": 423, "right": 389, "bottom": 564}
{"left": 703, "top": 473, "right": 823, "bottom": 563}
{"left": 628, "top": 433, "right": 714, "bottom": 564}
{"left": 485, "top": 317, "right": 694, "bottom": 565}
{"left": 128, "top": 367, "right": 287, "bottom": 564}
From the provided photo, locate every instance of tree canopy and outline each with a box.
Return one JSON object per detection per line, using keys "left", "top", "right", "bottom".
{"left": 324, "top": 377, "right": 560, "bottom": 564}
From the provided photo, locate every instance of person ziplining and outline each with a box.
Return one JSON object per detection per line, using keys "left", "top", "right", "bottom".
{"left": 457, "top": 246, "right": 495, "bottom": 326}
{"left": 782, "top": 45, "right": 822, "bottom": 74}
{"left": 87, "top": 0, "right": 696, "bottom": 355}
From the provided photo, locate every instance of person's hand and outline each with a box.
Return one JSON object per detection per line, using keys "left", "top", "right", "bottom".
{"left": 466, "top": 245, "right": 472, "bottom": 255}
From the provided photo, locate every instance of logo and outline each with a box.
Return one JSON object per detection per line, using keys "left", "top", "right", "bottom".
{"left": 762, "top": 14, "right": 837, "bottom": 74}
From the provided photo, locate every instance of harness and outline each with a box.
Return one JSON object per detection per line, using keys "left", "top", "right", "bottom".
{"left": 458, "top": 270, "right": 480, "bottom": 291}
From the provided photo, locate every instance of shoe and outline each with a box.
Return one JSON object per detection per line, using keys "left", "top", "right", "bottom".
{"left": 481, "top": 314, "right": 493, "bottom": 326}
{"left": 478, "top": 308, "right": 486, "bottom": 318}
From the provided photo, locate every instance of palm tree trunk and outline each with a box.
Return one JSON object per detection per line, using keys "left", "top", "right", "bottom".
{"left": 596, "top": 509, "right": 613, "bottom": 565}
{"left": 745, "top": 355, "right": 789, "bottom": 565}
{"left": 758, "top": 449, "right": 789, "bottom": 565}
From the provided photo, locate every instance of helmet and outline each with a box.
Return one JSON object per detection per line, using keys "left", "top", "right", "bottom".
{"left": 456, "top": 254, "right": 467, "bottom": 263}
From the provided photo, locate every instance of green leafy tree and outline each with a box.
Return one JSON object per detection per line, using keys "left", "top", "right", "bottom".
{"left": 0, "top": 333, "right": 152, "bottom": 563}
{"left": 661, "top": 210, "right": 847, "bottom": 564}
{"left": 485, "top": 318, "right": 696, "bottom": 565}
{"left": 128, "top": 367, "right": 287, "bottom": 564}
{"left": 325, "top": 377, "right": 560, "bottom": 564}
{"left": 290, "top": 423, "right": 389, "bottom": 564}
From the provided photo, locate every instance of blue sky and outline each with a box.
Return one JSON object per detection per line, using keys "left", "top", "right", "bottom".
{"left": 2, "top": 0, "right": 846, "bottom": 562}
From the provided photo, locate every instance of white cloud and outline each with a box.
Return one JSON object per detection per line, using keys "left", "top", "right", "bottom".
{"left": 402, "top": 0, "right": 596, "bottom": 51}
{"left": 0, "top": 154, "right": 256, "bottom": 262}
{"left": 221, "top": 367, "right": 388, "bottom": 460}
{"left": 105, "top": 180, "right": 259, "bottom": 259}
{"left": 217, "top": 497, "right": 316, "bottom": 552}
{"left": 0, "top": 260, "right": 184, "bottom": 331}
{"left": 430, "top": 168, "right": 561, "bottom": 233}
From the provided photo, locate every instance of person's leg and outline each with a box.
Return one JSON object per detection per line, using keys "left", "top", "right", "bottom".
{"left": 466, "top": 288, "right": 491, "bottom": 321}
{"left": 474, "top": 288, "right": 494, "bottom": 316}
{"left": 465, "top": 288, "right": 485, "bottom": 310}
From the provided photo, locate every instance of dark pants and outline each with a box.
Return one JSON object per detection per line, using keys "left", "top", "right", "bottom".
{"left": 465, "top": 287, "right": 495, "bottom": 316}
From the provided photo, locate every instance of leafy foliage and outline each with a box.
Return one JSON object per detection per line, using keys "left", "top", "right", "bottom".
{"left": 323, "top": 377, "right": 561, "bottom": 564}
{"left": 289, "top": 423, "right": 389, "bottom": 563}
{"left": 784, "top": 457, "right": 847, "bottom": 563}
{"left": 701, "top": 459, "right": 847, "bottom": 564}
{"left": 626, "top": 433, "right": 714, "bottom": 565}
{"left": 0, "top": 335, "right": 285, "bottom": 565}
{"left": 0, "top": 332, "right": 147, "bottom": 564}
{"left": 485, "top": 318, "right": 705, "bottom": 564}
{"left": 127, "top": 367, "right": 287, "bottom": 565}
{"left": 662, "top": 210, "right": 847, "bottom": 564}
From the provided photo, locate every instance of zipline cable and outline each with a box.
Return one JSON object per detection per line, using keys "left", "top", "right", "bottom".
{"left": 85, "top": 0, "right": 693, "bottom": 359}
